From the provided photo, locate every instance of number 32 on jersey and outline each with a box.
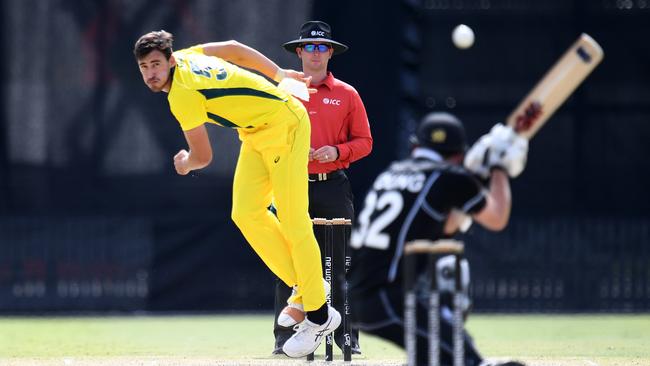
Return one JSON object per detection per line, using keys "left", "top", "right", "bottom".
{"left": 351, "top": 190, "right": 403, "bottom": 250}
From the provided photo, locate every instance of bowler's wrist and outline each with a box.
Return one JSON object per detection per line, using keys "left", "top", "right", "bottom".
{"left": 273, "top": 69, "right": 286, "bottom": 83}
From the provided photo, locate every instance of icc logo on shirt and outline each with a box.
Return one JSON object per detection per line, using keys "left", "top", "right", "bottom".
{"left": 322, "top": 97, "right": 341, "bottom": 106}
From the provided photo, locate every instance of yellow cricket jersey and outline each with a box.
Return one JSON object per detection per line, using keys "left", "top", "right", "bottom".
{"left": 168, "top": 46, "right": 293, "bottom": 131}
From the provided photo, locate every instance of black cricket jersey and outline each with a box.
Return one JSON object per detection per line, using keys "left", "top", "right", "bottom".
{"left": 349, "top": 147, "right": 487, "bottom": 294}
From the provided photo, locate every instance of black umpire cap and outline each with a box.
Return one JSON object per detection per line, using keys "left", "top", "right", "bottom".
{"left": 410, "top": 112, "right": 467, "bottom": 155}
{"left": 282, "top": 21, "right": 349, "bottom": 55}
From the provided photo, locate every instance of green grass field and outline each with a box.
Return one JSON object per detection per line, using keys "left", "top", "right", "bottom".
{"left": 1, "top": 314, "right": 649, "bottom": 365}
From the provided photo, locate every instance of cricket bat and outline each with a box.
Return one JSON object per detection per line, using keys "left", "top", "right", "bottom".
{"left": 507, "top": 33, "right": 604, "bottom": 139}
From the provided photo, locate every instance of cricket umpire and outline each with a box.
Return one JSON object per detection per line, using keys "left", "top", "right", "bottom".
{"left": 272, "top": 21, "right": 373, "bottom": 355}
{"left": 348, "top": 112, "right": 528, "bottom": 365}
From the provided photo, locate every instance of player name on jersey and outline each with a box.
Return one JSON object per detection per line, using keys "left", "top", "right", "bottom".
{"left": 373, "top": 161, "right": 438, "bottom": 193}
{"left": 373, "top": 171, "right": 426, "bottom": 193}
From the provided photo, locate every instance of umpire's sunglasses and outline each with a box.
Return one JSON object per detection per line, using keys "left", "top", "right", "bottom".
{"left": 301, "top": 43, "right": 331, "bottom": 53}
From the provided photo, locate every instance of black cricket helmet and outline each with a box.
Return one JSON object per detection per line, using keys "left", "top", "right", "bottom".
{"left": 410, "top": 112, "right": 467, "bottom": 155}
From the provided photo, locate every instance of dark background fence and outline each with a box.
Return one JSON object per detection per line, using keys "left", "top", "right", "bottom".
{"left": 1, "top": 0, "right": 649, "bottom": 313}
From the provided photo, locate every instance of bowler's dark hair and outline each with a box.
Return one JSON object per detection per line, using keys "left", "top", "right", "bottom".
{"left": 134, "top": 30, "right": 174, "bottom": 60}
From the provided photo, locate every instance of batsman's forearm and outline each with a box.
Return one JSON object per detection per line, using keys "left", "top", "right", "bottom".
{"left": 473, "top": 169, "right": 512, "bottom": 231}
{"left": 488, "top": 169, "right": 512, "bottom": 224}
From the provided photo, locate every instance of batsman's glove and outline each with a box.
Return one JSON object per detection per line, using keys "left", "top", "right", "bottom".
{"left": 464, "top": 133, "right": 492, "bottom": 179}
{"left": 488, "top": 123, "right": 529, "bottom": 178}
{"left": 464, "top": 123, "right": 529, "bottom": 179}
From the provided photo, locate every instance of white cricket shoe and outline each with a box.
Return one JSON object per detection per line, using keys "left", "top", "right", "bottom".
{"left": 282, "top": 305, "right": 341, "bottom": 358}
{"left": 277, "top": 279, "right": 331, "bottom": 328}
{"left": 277, "top": 302, "right": 305, "bottom": 327}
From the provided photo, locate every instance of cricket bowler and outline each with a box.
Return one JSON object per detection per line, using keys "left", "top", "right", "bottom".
{"left": 133, "top": 30, "right": 339, "bottom": 357}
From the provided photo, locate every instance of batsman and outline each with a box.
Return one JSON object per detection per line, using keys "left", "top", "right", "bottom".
{"left": 349, "top": 112, "right": 528, "bottom": 366}
{"left": 133, "top": 30, "right": 339, "bottom": 357}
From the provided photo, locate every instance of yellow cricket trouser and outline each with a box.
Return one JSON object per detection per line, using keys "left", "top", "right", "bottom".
{"left": 231, "top": 102, "right": 325, "bottom": 311}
